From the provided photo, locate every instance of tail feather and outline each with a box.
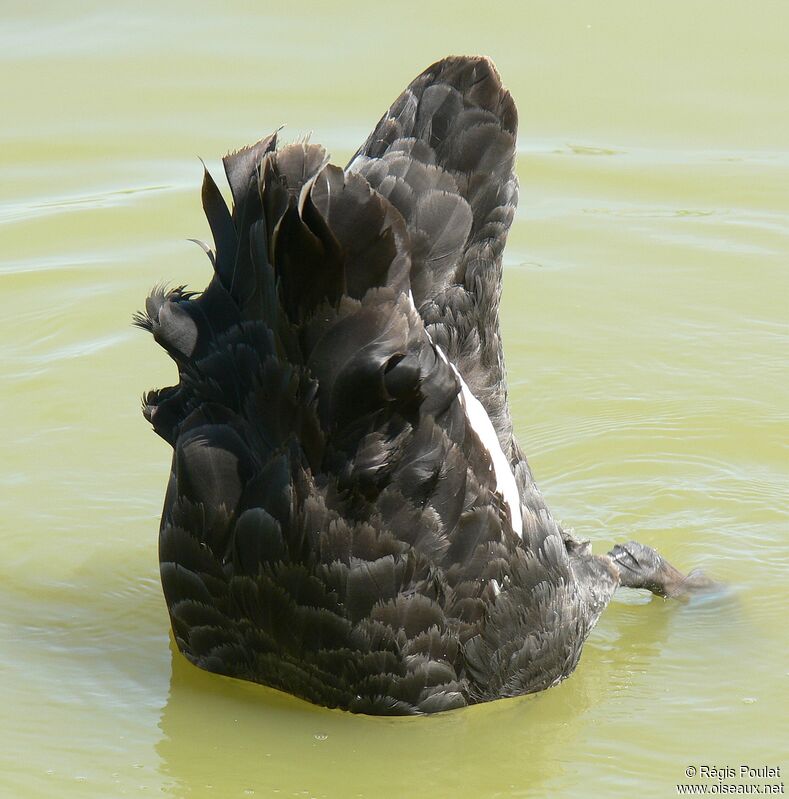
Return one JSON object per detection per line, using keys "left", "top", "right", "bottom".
{"left": 222, "top": 132, "right": 277, "bottom": 209}
{"left": 346, "top": 56, "right": 568, "bottom": 565}
{"left": 347, "top": 56, "right": 518, "bottom": 456}
{"left": 201, "top": 167, "right": 238, "bottom": 292}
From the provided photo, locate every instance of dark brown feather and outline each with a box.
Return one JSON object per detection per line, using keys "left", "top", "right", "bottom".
{"left": 138, "top": 56, "right": 619, "bottom": 715}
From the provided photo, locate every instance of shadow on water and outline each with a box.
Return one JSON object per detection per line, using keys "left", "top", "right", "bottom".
{"left": 153, "top": 588, "right": 712, "bottom": 798}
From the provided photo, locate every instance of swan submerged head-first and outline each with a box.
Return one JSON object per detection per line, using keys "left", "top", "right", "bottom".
{"left": 138, "top": 55, "right": 715, "bottom": 714}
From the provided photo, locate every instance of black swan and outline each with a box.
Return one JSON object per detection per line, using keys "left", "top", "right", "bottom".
{"left": 137, "top": 55, "right": 713, "bottom": 714}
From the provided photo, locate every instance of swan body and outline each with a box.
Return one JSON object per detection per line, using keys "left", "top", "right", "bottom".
{"left": 139, "top": 56, "right": 710, "bottom": 714}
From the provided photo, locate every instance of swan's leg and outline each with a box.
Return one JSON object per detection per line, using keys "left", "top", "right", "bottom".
{"left": 608, "top": 541, "right": 717, "bottom": 598}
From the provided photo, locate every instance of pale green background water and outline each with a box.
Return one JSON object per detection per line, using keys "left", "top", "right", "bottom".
{"left": 1, "top": 2, "right": 787, "bottom": 797}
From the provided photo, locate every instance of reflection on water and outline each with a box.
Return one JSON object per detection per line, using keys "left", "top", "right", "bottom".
{"left": 158, "top": 641, "right": 561, "bottom": 797}
{"left": 157, "top": 638, "right": 578, "bottom": 798}
{"left": 2, "top": 1, "right": 789, "bottom": 796}
{"left": 156, "top": 592, "right": 740, "bottom": 797}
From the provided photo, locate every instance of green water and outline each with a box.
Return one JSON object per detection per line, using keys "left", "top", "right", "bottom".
{"left": 2, "top": 2, "right": 787, "bottom": 797}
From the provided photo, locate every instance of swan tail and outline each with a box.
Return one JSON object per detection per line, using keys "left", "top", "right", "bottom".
{"left": 347, "top": 56, "right": 519, "bottom": 453}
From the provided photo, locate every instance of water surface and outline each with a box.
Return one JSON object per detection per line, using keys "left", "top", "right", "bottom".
{"left": 2, "top": 2, "right": 787, "bottom": 797}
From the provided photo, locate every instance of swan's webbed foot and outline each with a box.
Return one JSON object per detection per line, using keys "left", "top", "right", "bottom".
{"left": 609, "top": 541, "right": 718, "bottom": 599}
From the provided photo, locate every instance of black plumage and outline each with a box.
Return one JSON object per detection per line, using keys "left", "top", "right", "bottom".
{"left": 138, "top": 55, "right": 712, "bottom": 714}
